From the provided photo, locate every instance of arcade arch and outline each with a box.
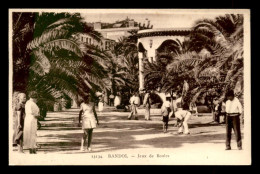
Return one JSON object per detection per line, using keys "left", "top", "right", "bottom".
{"left": 137, "top": 28, "right": 191, "bottom": 100}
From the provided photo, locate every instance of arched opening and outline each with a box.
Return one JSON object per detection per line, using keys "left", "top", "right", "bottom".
{"left": 156, "top": 39, "right": 181, "bottom": 62}
{"left": 138, "top": 42, "right": 146, "bottom": 53}
{"left": 150, "top": 92, "right": 163, "bottom": 108}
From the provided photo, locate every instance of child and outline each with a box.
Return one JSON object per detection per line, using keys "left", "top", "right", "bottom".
{"left": 161, "top": 97, "right": 171, "bottom": 133}
{"left": 175, "top": 102, "right": 191, "bottom": 135}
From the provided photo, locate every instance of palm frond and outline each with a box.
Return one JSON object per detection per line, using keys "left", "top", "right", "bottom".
{"left": 167, "top": 57, "right": 203, "bottom": 73}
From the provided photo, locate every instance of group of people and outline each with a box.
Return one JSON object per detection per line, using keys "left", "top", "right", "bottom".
{"left": 126, "top": 90, "right": 192, "bottom": 134}
{"left": 125, "top": 89, "right": 244, "bottom": 150}
{"left": 96, "top": 91, "right": 123, "bottom": 112}
{"left": 161, "top": 96, "right": 192, "bottom": 134}
{"left": 12, "top": 91, "right": 99, "bottom": 153}
{"left": 162, "top": 90, "right": 244, "bottom": 150}
{"left": 13, "top": 91, "right": 41, "bottom": 154}
{"left": 13, "top": 88, "right": 243, "bottom": 153}
{"left": 213, "top": 97, "right": 227, "bottom": 124}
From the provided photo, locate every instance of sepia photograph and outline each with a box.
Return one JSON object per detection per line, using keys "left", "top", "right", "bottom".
{"left": 9, "top": 9, "right": 251, "bottom": 165}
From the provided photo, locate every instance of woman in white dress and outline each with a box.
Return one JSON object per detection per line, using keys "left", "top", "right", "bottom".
{"left": 79, "top": 95, "right": 99, "bottom": 152}
{"left": 114, "top": 94, "right": 121, "bottom": 108}
{"left": 23, "top": 92, "right": 40, "bottom": 154}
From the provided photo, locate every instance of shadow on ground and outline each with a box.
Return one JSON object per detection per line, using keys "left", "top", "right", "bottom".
{"left": 37, "top": 111, "right": 244, "bottom": 154}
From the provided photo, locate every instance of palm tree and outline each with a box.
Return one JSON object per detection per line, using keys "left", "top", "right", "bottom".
{"left": 87, "top": 34, "right": 140, "bottom": 106}
{"left": 143, "top": 36, "right": 202, "bottom": 93}
{"left": 193, "top": 14, "right": 244, "bottom": 96}
{"left": 13, "top": 12, "right": 35, "bottom": 92}
{"left": 143, "top": 55, "right": 173, "bottom": 91}
{"left": 101, "top": 46, "right": 130, "bottom": 97}
{"left": 116, "top": 36, "right": 139, "bottom": 93}
{"left": 13, "top": 12, "right": 108, "bottom": 113}
{"left": 192, "top": 14, "right": 243, "bottom": 52}
{"left": 142, "top": 14, "right": 244, "bottom": 110}
{"left": 164, "top": 14, "right": 244, "bottom": 106}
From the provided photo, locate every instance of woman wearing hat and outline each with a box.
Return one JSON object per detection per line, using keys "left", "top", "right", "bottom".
{"left": 14, "top": 93, "right": 26, "bottom": 153}
{"left": 23, "top": 91, "right": 40, "bottom": 154}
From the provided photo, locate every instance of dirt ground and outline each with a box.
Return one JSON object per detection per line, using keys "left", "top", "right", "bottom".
{"left": 10, "top": 107, "right": 251, "bottom": 165}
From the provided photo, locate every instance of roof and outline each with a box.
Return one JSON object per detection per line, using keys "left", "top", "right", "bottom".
{"left": 95, "top": 27, "right": 139, "bottom": 32}
{"left": 137, "top": 28, "right": 192, "bottom": 38}
{"left": 137, "top": 28, "right": 192, "bottom": 34}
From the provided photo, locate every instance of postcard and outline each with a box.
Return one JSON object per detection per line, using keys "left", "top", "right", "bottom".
{"left": 9, "top": 9, "right": 251, "bottom": 165}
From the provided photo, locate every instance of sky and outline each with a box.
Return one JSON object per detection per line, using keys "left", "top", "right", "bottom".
{"left": 80, "top": 9, "right": 225, "bottom": 29}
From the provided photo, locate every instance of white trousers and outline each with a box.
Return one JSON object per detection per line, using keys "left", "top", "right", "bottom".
{"left": 178, "top": 114, "right": 191, "bottom": 134}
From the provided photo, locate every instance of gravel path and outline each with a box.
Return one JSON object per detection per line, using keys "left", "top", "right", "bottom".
{"left": 10, "top": 108, "right": 250, "bottom": 165}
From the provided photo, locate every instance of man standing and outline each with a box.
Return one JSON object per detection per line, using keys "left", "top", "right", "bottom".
{"left": 128, "top": 92, "right": 140, "bottom": 120}
{"left": 225, "top": 90, "right": 243, "bottom": 150}
{"left": 143, "top": 90, "right": 152, "bottom": 121}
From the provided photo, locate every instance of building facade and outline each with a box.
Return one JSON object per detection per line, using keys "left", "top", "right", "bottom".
{"left": 75, "top": 18, "right": 144, "bottom": 51}
{"left": 136, "top": 28, "right": 192, "bottom": 102}
{"left": 93, "top": 21, "right": 139, "bottom": 42}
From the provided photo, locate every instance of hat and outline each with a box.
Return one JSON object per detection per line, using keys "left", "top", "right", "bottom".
{"left": 83, "top": 95, "right": 90, "bottom": 102}
{"left": 226, "top": 90, "right": 235, "bottom": 97}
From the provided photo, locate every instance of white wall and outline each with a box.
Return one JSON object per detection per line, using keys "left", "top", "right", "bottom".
{"left": 138, "top": 35, "right": 185, "bottom": 62}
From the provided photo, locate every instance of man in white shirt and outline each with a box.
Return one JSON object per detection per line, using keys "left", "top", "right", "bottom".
{"left": 128, "top": 92, "right": 140, "bottom": 120}
{"left": 225, "top": 90, "right": 243, "bottom": 150}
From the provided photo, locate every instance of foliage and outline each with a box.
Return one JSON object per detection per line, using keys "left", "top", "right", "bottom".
{"left": 143, "top": 14, "right": 244, "bottom": 108}
{"left": 12, "top": 12, "right": 107, "bottom": 111}
{"left": 12, "top": 13, "right": 244, "bottom": 113}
